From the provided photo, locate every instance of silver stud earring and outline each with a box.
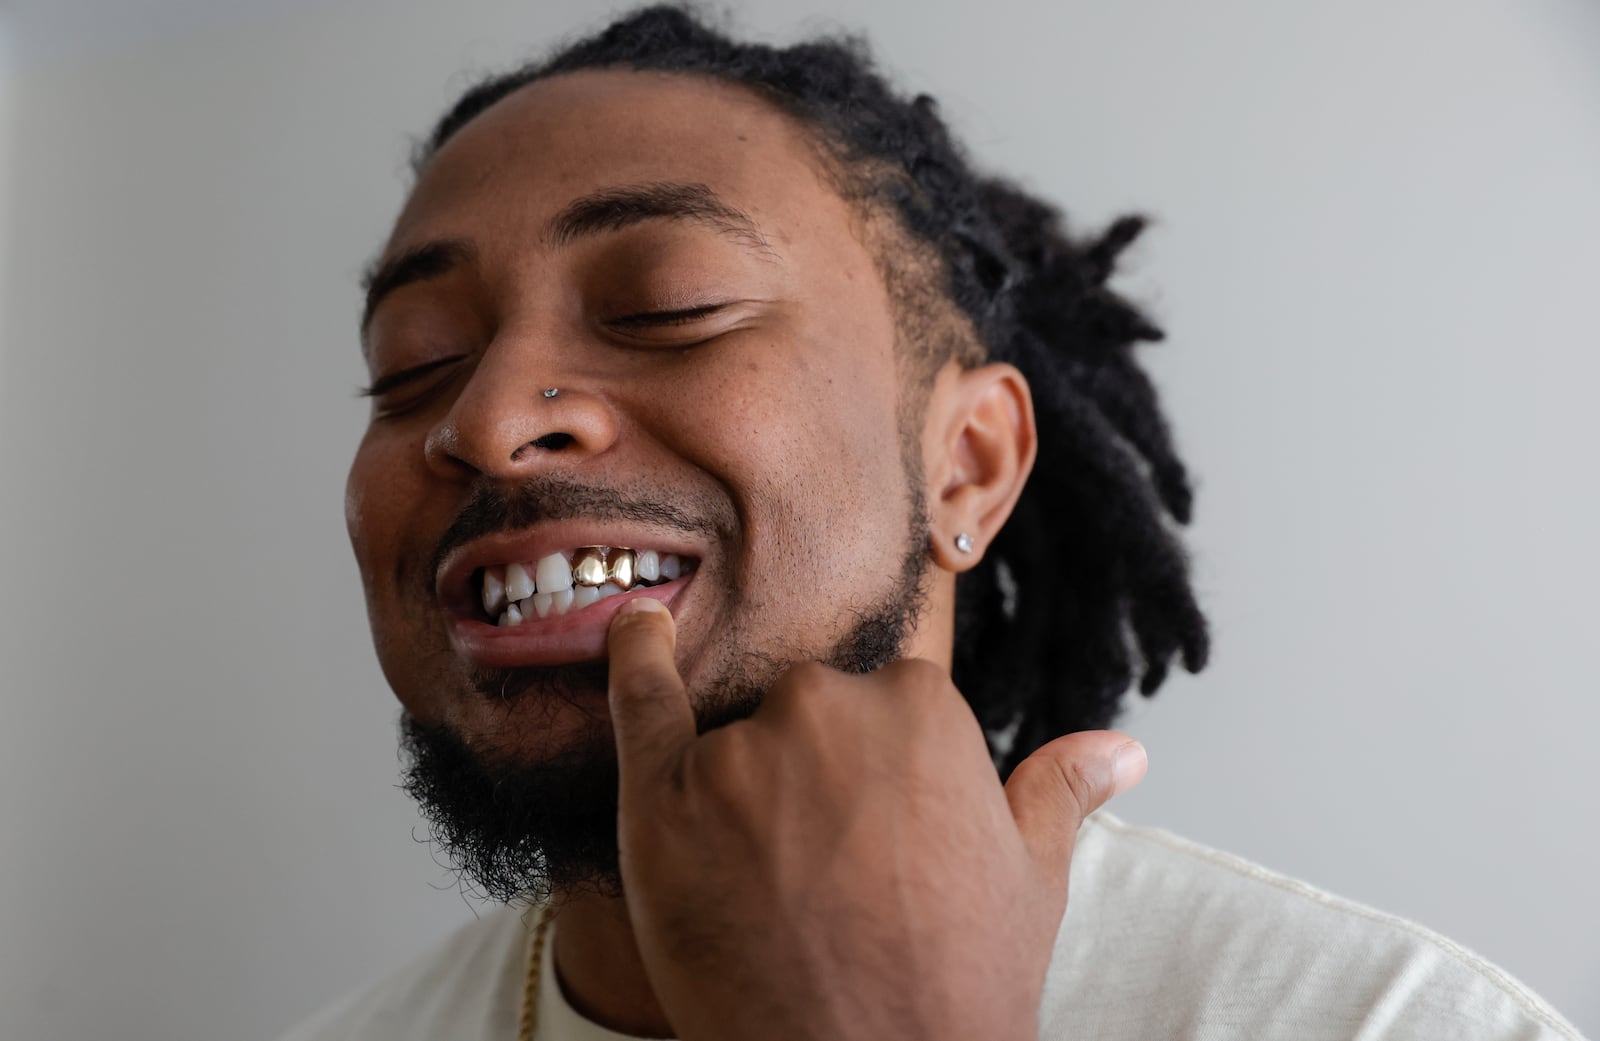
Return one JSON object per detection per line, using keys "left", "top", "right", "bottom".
{"left": 954, "top": 533, "right": 974, "bottom": 554}
{"left": 543, "top": 387, "right": 559, "bottom": 399}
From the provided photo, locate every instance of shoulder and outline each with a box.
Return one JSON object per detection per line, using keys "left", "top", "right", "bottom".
{"left": 273, "top": 903, "right": 535, "bottom": 1041}
{"left": 1041, "top": 811, "right": 1587, "bottom": 1041}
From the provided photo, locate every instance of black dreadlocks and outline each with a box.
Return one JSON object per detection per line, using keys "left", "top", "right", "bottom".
{"left": 413, "top": 4, "right": 1210, "bottom": 776}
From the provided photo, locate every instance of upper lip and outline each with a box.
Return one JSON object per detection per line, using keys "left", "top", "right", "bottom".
{"left": 434, "top": 521, "right": 707, "bottom": 619}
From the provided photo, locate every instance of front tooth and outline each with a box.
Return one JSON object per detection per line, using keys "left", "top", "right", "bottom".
{"left": 504, "top": 562, "right": 535, "bottom": 602}
{"left": 532, "top": 592, "right": 554, "bottom": 618}
{"left": 607, "top": 549, "right": 637, "bottom": 590}
{"left": 536, "top": 553, "right": 572, "bottom": 593}
{"left": 499, "top": 602, "right": 523, "bottom": 626}
{"left": 550, "top": 588, "right": 575, "bottom": 615}
{"left": 659, "top": 553, "right": 682, "bottom": 581}
{"left": 637, "top": 550, "right": 660, "bottom": 583}
{"left": 595, "top": 582, "right": 625, "bottom": 600}
{"left": 572, "top": 547, "right": 608, "bottom": 587}
{"left": 481, "top": 569, "right": 506, "bottom": 615}
{"left": 572, "top": 584, "right": 601, "bottom": 609}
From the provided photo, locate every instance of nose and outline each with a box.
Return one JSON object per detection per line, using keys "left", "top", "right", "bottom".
{"left": 423, "top": 346, "right": 619, "bottom": 481}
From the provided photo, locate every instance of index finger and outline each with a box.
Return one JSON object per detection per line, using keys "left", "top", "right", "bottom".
{"left": 606, "top": 598, "right": 696, "bottom": 785}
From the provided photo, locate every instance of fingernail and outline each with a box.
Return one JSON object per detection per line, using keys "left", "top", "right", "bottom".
{"left": 1112, "top": 740, "right": 1148, "bottom": 793}
{"left": 615, "top": 597, "right": 668, "bottom": 617}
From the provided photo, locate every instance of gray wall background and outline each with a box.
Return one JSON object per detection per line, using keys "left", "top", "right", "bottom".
{"left": 2, "top": 0, "right": 1596, "bottom": 1038}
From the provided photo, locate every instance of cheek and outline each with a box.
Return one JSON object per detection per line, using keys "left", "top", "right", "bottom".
{"left": 345, "top": 429, "right": 424, "bottom": 608}
{"left": 344, "top": 447, "right": 373, "bottom": 570}
{"left": 346, "top": 430, "right": 458, "bottom": 713}
{"left": 670, "top": 343, "right": 900, "bottom": 507}
{"left": 657, "top": 338, "right": 912, "bottom": 631}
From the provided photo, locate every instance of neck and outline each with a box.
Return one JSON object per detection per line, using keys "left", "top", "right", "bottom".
{"left": 551, "top": 887, "right": 672, "bottom": 1038}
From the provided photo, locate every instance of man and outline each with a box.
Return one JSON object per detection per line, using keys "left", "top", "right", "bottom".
{"left": 285, "top": 6, "right": 1586, "bottom": 1039}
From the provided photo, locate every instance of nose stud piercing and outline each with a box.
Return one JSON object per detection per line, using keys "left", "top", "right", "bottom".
{"left": 543, "top": 388, "right": 559, "bottom": 399}
{"left": 954, "top": 533, "right": 974, "bottom": 554}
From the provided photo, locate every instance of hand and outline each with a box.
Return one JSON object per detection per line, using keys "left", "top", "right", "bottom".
{"left": 605, "top": 598, "right": 1148, "bottom": 1041}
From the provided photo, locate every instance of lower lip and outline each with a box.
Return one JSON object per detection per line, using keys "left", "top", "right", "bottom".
{"left": 448, "top": 574, "right": 694, "bottom": 668}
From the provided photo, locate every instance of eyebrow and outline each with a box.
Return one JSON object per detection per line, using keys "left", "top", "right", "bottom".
{"left": 545, "top": 180, "right": 773, "bottom": 255}
{"left": 359, "top": 181, "right": 773, "bottom": 338}
{"left": 360, "top": 238, "right": 476, "bottom": 337}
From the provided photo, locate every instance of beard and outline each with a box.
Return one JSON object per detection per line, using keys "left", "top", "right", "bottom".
{"left": 398, "top": 490, "right": 932, "bottom": 906}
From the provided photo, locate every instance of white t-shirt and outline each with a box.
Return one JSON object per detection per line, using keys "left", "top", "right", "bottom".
{"left": 276, "top": 811, "right": 1588, "bottom": 1040}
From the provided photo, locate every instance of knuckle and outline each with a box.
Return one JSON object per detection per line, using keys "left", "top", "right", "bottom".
{"left": 879, "top": 658, "right": 956, "bottom": 705}
{"left": 610, "top": 661, "right": 675, "bottom": 700}
{"left": 1014, "top": 752, "right": 1101, "bottom": 821}
{"left": 1054, "top": 754, "right": 1107, "bottom": 818}
{"left": 764, "top": 661, "right": 838, "bottom": 710}
{"left": 615, "top": 673, "right": 677, "bottom": 704}
{"left": 782, "top": 660, "right": 837, "bottom": 687}
{"left": 896, "top": 658, "right": 948, "bottom": 686}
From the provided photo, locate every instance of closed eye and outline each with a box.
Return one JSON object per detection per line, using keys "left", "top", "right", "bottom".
{"left": 357, "top": 354, "right": 468, "bottom": 398}
{"left": 606, "top": 303, "right": 729, "bottom": 329}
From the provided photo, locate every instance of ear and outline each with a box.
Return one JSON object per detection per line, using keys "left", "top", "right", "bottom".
{"left": 922, "top": 360, "right": 1037, "bottom": 572}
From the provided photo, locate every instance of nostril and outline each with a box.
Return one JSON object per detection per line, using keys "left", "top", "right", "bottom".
{"left": 527, "top": 432, "right": 575, "bottom": 452}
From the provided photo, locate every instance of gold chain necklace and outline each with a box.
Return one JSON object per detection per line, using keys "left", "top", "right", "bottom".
{"left": 516, "top": 903, "right": 558, "bottom": 1041}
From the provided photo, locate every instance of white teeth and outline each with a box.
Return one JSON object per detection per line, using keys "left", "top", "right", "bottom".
{"left": 535, "top": 552, "right": 573, "bottom": 593}
{"left": 481, "top": 569, "right": 506, "bottom": 615}
{"left": 504, "top": 562, "right": 535, "bottom": 601}
{"left": 483, "top": 548, "right": 690, "bottom": 625}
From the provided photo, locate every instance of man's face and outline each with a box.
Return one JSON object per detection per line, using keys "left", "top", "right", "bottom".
{"left": 347, "top": 68, "right": 951, "bottom": 890}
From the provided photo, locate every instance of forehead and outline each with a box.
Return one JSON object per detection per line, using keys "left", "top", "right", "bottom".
{"left": 387, "top": 69, "right": 842, "bottom": 257}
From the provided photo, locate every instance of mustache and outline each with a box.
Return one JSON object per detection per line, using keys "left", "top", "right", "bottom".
{"left": 426, "top": 475, "right": 735, "bottom": 589}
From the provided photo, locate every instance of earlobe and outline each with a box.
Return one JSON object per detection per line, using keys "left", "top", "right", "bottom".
{"left": 926, "top": 362, "right": 1037, "bottom": 573}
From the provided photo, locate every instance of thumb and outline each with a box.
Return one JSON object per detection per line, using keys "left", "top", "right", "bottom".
{"left": 607, "top": 598, "right": 696, "bottom": 789}
{"left": 1004, "top": 730, "right": 1147, "bottom": 882}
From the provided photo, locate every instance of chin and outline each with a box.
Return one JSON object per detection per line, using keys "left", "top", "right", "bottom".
{"left": 436, "top": 663, "right": 617, "bottom": 759}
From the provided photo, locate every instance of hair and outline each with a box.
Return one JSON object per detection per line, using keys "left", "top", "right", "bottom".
{"left": 411, "top": 4, "right": 1209, "bottom": 775}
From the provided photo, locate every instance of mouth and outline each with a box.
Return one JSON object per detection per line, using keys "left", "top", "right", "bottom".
{"left": 476, "top": 546, "right": 695, "bottom": 626}
{"left": 437, "top": 533, "right": 702, "bottom": 670}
